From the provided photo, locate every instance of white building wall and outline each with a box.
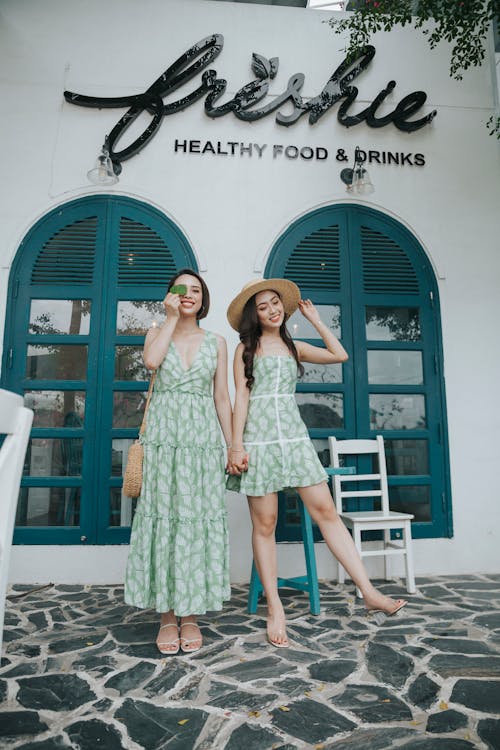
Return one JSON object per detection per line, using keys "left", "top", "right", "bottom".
{"left": 1, "top": 0, "right": 500, "bottom": 583}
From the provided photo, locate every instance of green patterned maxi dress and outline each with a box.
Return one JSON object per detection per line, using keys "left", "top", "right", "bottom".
{"left": 227, "top": 355, "right": 328, "bottom": 496}
{"left": 125, "top": 330, "right": 230, "bottom": 615}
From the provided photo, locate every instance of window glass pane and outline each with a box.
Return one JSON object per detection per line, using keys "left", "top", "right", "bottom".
{"left": 299, "top": 362, "right": 342, "bottom": 384}
{"left": 389, "top": 485, "right": 431, "bottom": 522}
{"left": 288, "top": 305, "right": 341, "bottom": 338}
{"left": 111, "top": 438, "right": 135, "bottom": 477}
{"left": 369, "top": 394, "right": 426, "bottom": 430}
{"left": 24, "top": 391, "right": 85, "bottom": 427}
{"left": 312, "top": 438, "right": 330, "bottom": 467}
{"left": 296, "top": 393, "right": 343, "bottom": 428}
{"left": 16, "top": 486, "right": 80, "bottom": 527}
{"left": 29, "top": 300, "right": 91, "bottom": 335}
{"left": 367, "top": 350, "right": 423, "bottom": 385}
{"left": 113, "top": 391, "right": 147, "bottom": 428}
{"left": 116, "top": 301, "right": 165, "bottom": 335}
{"left": 366, "top": 306, "right": 420, "bottom": 341}
{"left": 281, "top": 489, "right": 301, "bottom": 528}
{"left": 115, "top": 346, "right": 149, "bottom": 381}
{"left": 24, "top": 438, "right": 83, "bottom": 476}
{"left": 109, "top": 487, "right": 138, "bottom": 527}
{"left": 26, "top": 345, "right": 87, "bottom": 380}
{"left": 385, "top": 439, "right": 429, "bottom": 475}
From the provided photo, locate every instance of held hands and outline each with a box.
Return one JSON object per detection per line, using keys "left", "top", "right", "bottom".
{"left": 298, "top": 298, "right": 322, "bottom": 327}
{"left": 228, "top": 448, "right": 249, "bottom": 476}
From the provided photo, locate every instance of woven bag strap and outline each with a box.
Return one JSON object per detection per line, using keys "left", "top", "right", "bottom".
{"left": 139, "top": 370, "right": 157, "bottom": 436}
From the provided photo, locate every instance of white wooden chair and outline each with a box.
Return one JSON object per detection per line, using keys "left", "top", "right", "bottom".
{"left": 328, "top": 435, "right": 416, "bottom": 597}
{"left": 0, "top": 389, "right": 33, "bottom": 653}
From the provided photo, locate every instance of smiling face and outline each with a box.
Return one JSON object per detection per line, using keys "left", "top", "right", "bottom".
{"left": 254, "top": 289, "right": 285, "bottom": 331}
{"left": 171, "top": 273, "right": 203, "bottom": 319}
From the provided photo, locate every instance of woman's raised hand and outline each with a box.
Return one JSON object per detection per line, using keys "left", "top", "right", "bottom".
{"left": 163, "top": 291, "right": 182, "bottom": 318}
{"left": 298, "top": 298, "right": 322, "bottom": 326}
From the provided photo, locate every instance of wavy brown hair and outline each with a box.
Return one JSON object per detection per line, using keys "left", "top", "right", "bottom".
{"left": 238, "top": 291, "right": 304, "bottom": 389}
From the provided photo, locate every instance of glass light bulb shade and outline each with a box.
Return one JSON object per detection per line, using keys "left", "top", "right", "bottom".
{"left": 352, "top": 166, "right": 374, "bottom": 195}
{"left": 355, "top": 174, "right": 374, "bottom": 195}
{"left": 87, "top": 152, "right": 118, "bottom": 185}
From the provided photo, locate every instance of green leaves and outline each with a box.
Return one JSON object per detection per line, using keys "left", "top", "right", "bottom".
{"left": 329, "top": 0, "right": 499, "bottom": 80}
{"left": 328, "top": 0, "right": 500, "bottom": 135}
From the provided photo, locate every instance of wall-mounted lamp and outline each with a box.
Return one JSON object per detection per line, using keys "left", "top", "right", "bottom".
{"left": 340, "top": 147, "right": 374, "bottom": 196}
{"left": 87, "top": 137, "right": 121, "bottom": 186}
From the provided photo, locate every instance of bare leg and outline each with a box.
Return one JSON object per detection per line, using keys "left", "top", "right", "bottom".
{"left": 157, "top": 609, "right": 180, "bottom": 654}
{"left": 298, "top": 483, "right": 407, "bottom": 614}
{"left": 248, "top": 493, "right": 289, "bottom": 646}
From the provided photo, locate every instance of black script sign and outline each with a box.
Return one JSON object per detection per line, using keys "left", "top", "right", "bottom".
{"left": 64, "top": 34, "right": 437, "bottom": 170}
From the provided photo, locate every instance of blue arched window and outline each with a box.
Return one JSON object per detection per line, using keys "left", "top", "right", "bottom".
{"left": 2, "top": 196, "right": 196, "bottom": 545}
{"left": 267, "top": 204, "right": 451, "bottom": 540}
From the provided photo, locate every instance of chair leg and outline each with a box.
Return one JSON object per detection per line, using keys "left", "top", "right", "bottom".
{"left": 403, "top": 522, "right": 417, "bottom": 594}
{"left": 300, "top": 501, "right": 320, "bottom": 616}
{"left": 352, "top": 525, "right": 363, "bottom": 598}
{"left": 247, "top": 560, "right": 262, "bottom": 614}
{"left": 383, "top": 529, "right": 391, "bottom": 581}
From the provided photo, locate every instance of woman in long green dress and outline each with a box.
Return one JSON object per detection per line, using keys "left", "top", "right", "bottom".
{"left": 227, "top": 279, "right": 407, "bottom": 648}
{"left": 125, "top": 270, "right": 232, "bottom": 654}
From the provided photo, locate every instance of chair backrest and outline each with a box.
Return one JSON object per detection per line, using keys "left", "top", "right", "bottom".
{"left": 328, "top": 435, "right": 390, "bottom": 515}
{"left": 0, "top": 389, "right": 33, "bottom": 654}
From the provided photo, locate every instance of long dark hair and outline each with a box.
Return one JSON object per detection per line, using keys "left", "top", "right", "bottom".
{"left": 239, "top": 291, "right": 304, "bottom": 389}
{"left": 167, "top": 268, "right": 210, "bottom": 320}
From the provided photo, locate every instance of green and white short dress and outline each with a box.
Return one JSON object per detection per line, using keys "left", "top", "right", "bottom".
{"left": 125, "top": 330, "right": 230, "bottom": 616}
{"left": 227, "top": 355, "right": 328, "bottom": 496}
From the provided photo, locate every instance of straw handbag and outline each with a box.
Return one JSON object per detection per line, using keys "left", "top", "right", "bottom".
{"left": 122, "top": 371, "right": 157, "bottom": 498}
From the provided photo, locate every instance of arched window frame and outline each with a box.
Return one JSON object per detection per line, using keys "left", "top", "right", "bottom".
{"left": 2, "top": 195, "right": 196, "bottom": 545}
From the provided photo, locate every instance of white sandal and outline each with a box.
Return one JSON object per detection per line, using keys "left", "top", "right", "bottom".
{"left": 156, "top": 622, "right": 180, "bottom": 655}
{"left": 179, "top": 621, "right": 203, "bottom": 653}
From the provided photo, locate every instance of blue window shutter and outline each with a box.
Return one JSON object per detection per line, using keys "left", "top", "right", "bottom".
{"left": 31, "top": 217, "right": 98, "bottom": 285}
{"left": 2, "top": 195, "right": 196, "bottom": 545}
{"left": 118, "top": 216, "right": 178, "bottom": 285}
{"left": 266, "top": 204, "right": 452, "bottom": 542}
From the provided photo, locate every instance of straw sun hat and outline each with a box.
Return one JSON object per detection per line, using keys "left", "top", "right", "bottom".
{"left": 227, "top": 278, "right": 301, "bottom": 331}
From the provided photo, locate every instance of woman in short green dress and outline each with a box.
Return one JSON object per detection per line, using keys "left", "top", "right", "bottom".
{"left": 227, "top": 279, "right": 407, "bottom": 647}
{"left": 125, "top": 269, "right": 232, "bottom": 654}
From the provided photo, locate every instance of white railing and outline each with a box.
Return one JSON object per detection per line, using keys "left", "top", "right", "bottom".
{"left": 0, "top": 389, "right": 33, "bottom": 653}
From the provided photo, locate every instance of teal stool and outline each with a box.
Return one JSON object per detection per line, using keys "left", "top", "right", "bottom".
{"left": 247, "top": 467, "right": 356, "bottom": 616}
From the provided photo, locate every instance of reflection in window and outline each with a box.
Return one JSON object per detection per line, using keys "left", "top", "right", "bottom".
{"left": 366, "top": 306, "right": 420, "bottom": 341}
{"left": 26, "top": 345, "right": 87, "bottom": 380}
{"left": 389, "top": 485, "right": 431, "bottom": 521}
{"left": 16, "top": 486, "right": 80, "bottom": 527}
{"left": 111, "top": 438, "right": 135, "bottom": 476}
{"left": 367, "top": 350, "right": 423, "bottom": 385}
{"left": 385, "top": 439, "right": 429, "bottom": 475}
{"left": 24, "top": 391, "right": 85, "bottom": 428}
{"left": 369, "top": 394, "right": 426, "bottom": 430}
{"left": 29, "top": 300, "right": 91, "bottom": 335}
{"left": 115, "top": 346, "right": 149, "bottom": 381}
{"left": 113, "top": 392, "right": 147, "bottom": 428}
{"left": 24, "top": 438, "right": 83, "bottom": 477}
{"left": 288, "top": 305, "right": 341, "bottom": 339}
{"left": 299, "top": 362, "right": 342, "bottom": 384}
{"left": 281, "top": 488, "right": 301, "bottom": 528}
{"left": 312, "top": 438, "right": 330, "bottom": 467}
{"left": 295, "top": 393, "right": 343, "bottom": 428}
{"left": 109, "top": 487, "right": 138, "bottom": 527}
{"left": 116, "top": 301, "right": 165, "bottom": 335}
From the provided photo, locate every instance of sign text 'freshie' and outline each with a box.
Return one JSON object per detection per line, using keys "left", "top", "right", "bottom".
{"left": 64, "top": 34, "right": 437, "bottom": 172}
